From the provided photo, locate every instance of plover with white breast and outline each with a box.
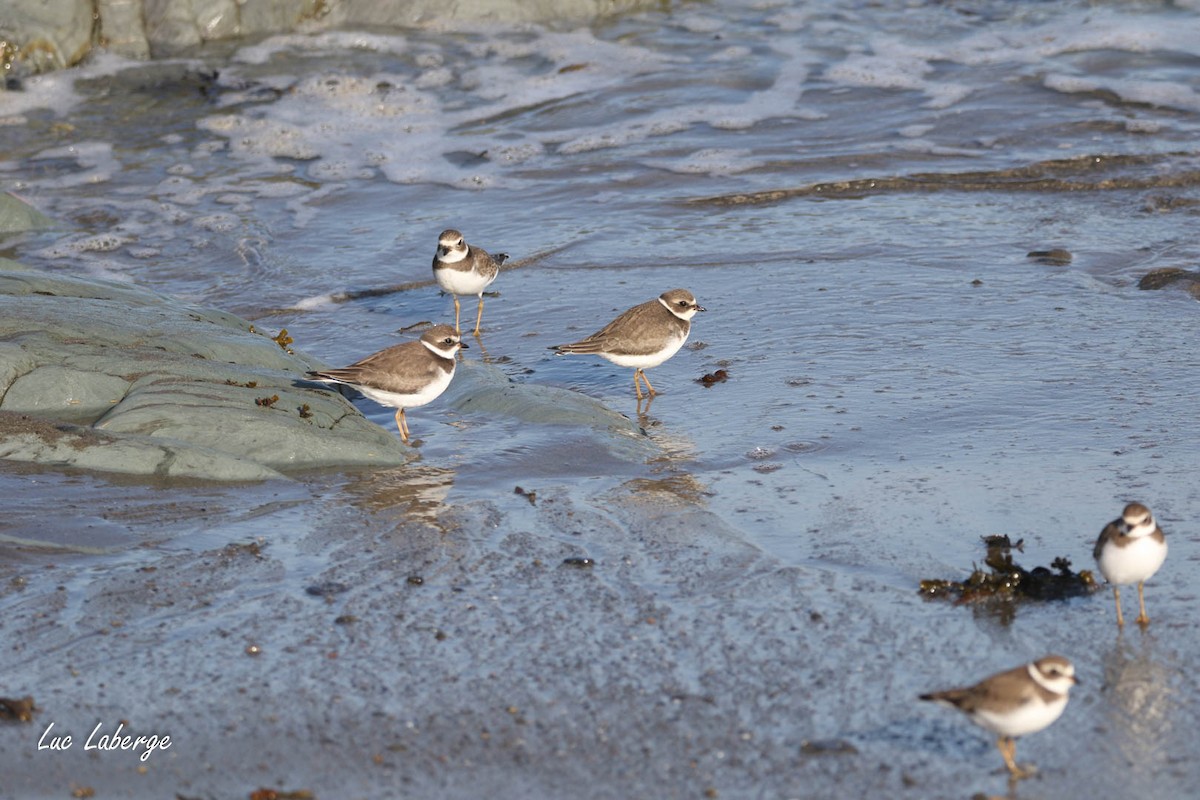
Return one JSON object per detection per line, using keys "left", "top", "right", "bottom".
{"left": 307, "top": 324, "right": 465, "bottom": 443}
{"left": 1093, "top": 502, "right": 1168, "bottom": 627}
{"left": 550, "top": 288, "right": 705, "bottom": 400}
{"left": 432, "top": 229, "right": 508, "bottom": 336}
{"left": 920, "top": 655, "right": 1078, "bottom": 779}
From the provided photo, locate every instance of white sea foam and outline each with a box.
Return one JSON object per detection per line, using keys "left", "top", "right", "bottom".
{"left": 0, "top": 52, "right": 169, "bottom": 119}
{"left": 291, "top": 292, "right": 340, "bottom": 311}
{"left": 233, "top": 31, "right": 412, "bottom": 65}
{"left": 192, "top": 27, "right": 686, "bottom": 193}
{"left": 817, "top": 7, "right": 1200, "bottom": 111}
{"left": 0, "top": 68, "right": 81, "bottom": 118}
{"left": 642, "top": 148, "right": 766, "bottom": 176}
{"left": 1044, "top": 73, "right": 1200, "bottom": 113}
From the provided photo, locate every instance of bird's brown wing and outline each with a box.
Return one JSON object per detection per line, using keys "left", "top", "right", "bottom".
{"left": 921, "top": 664, "right": 1040, "bottom": 715}
{"left": 309, "top": 341, "right": 449, "bottom": 395}
{"left": 1094, "top": 519, "right": 1121, "bottom": 561}
{"left": 554, "top": 299, "right": 668, "bottom": 357}
{"left": 470, "top": 246, "right": 506, "bottom": 278}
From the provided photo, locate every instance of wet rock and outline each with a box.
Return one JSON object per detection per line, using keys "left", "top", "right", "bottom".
{"left": 0, "top": 0, "right": 91, "bottom": 74}
{"left": 693, "top": 153, "right": 1200, "bottom": 205}
{"left": 1138, "top": 267, "right": 1200, "bottom": 296}
{"left": 0, "top": 412, "right": 283, "bottom": 481}
{"left": 0, "top": 265, "right": 411, "bottom": 480}
{"left": 1027, "top": 248, "right": 1073, "bottom": 266}
{"left": 0, "top": 193, "right": 54, "bottom": 235}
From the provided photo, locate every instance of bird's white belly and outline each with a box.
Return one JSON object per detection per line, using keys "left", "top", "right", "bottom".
{"left": 435, "top": 266, "right": 493, "bottom": 297}
{"left": 355, "top": 369, "right": 454, "bottom": 410}
{"left": 974, "top": 695, "right": 1066, "bottom": 738}
{"left": 602, "top": 332, "right": 687, "bottom": 369}
{"left": 1098, "top": 536, "right": 1167, "bottom": 585}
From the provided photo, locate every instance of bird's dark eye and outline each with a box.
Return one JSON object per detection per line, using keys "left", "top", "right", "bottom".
{"left": 444, "top": 338, "right": 454, "bottom": 345}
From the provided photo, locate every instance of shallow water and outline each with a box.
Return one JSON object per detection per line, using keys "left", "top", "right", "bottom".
{"left": 2, "top": 0, "right": 1200, "bottom": 797}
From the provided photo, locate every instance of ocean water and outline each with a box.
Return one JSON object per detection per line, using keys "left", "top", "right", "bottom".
{"left": 2, "top": 0, "right": 1199, "bottom": 797}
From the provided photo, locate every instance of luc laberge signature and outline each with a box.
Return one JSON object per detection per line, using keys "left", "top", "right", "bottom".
{"left": 38, "top": 721, "right": 172, "bottom": 762}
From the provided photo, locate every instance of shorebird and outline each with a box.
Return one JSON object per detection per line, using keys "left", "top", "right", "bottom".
{"left": 307, "top": 325, "right": 465, "bottom": 443}
{"left": 1093, "top": 502, "right": 1168, "bottom": 627}
{"left": 920, "top": 655, "right": 1078, "bottom": 779}
{"left": 550, "top": 288, "right": 705, "bottom": 399}
{"left": 432, "top": 228, "right": 508, "bottom": 336}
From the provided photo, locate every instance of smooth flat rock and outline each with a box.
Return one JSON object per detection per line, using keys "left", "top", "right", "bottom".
{"left": 0, "top": 411, "right": 283, "bottom": 480}
{"left": 0, "top": 266, "right": 411, "bottom": 479}
{"left": 3, "top": 364, "right": 131, "bottom": 425}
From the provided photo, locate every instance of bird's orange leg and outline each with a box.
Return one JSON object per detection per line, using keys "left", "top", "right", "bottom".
{"left": 394, "top": 409, "right": 410, "bottom": 443}
{"left": 638, "top": 369, "right": 657, "bottom": 397}
{"left": 996, "top": 736, "right": 1033, "bottom": 779}
{"left": 474, "top": 295, "right": 485, "bottom": 336}
{"left": 1135, "top": 581, "right": 1151, "bottom": 626}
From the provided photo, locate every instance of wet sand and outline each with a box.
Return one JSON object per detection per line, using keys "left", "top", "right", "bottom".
{"left": 1, "top": 438, "right": 1196, "bottom": 800}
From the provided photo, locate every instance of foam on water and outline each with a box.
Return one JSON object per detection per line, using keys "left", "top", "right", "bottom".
{"left": 1044, "top": 73, "right": 1200, "bottom": 113}
{"left": 197, "top": 28, "right": 681, "bottom": 191}
{"left": 232, "top": 31, "right": 414, "bottom": 65}
{"left": 5, "top": 0, "right": 1197, "bottom": 266}
{"left": 0, "top": 70, "right": 81, "bottom": 120}
{"left": 4, "top": 0, "right": 1200, "bottom": 296}
{"left": 291, "top": 292, "right": 342, "bottom": 311}
{"left": 171, "top": 3, "right": 1200, "bottom": 203}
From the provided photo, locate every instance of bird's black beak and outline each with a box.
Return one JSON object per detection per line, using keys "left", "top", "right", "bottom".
{"left": 695, "top": 304, "right": 707, "bottom": 312}
{"left": 459, "top": 341, "right": 469, "bottom": 349}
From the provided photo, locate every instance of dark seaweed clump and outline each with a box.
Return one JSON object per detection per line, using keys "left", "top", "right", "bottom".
{"left": 919, "top": 534, "right": 1099, "bottom": 604}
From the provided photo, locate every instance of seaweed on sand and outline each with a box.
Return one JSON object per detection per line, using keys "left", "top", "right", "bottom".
{"left": 920, "top": 534, "right": 1099, "bottom": 605}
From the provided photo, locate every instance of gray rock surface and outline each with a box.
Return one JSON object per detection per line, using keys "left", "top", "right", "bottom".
{"left": 1, "top": 0, "right": 664, "bottom": 77}
{"left": 0, "top": 265, "right": 414, "bottom": 480}
{"left": 0, "top": 193, "right": 54, "bottom": 235}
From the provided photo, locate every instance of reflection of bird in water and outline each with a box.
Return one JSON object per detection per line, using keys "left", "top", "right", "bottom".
{"left": 342, "top": 465, "right": 456, "bottom": 522}
{"left": 621, "top": 473, "right": 709, "bottom": 507}
{"left": 1100, "top": 640, "right": 1175, "bottom": 777}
